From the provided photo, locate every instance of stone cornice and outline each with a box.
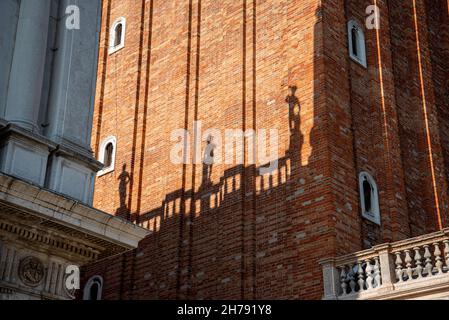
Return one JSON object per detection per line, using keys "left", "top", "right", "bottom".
{"left": 0, "top": 216, "right": 102, "bottom": 262}
{"left": 0, "top": 173, "right": 150, "bottom": 253}
{"left": 0, "top": 123, "right": 57, "bottom": 150}
{"left": 0, "top": 123, "right": 103, "bottom": 172}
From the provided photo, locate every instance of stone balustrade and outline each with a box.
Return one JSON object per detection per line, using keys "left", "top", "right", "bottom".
{"left": 320, "top": 228, "right": 449, "bottom": 300}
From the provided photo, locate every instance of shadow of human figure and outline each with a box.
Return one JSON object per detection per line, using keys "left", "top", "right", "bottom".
{"left": 199, "top": 135, "right": 217, "bottom": 212}
{"left": 202, "top": 135, "right": 216, "bottom": 185}
{"left": 116, "top": 164, "right": 131, "bottom": 219}
{"left": 285, "top": 85, "right": 303, "bottom": 169}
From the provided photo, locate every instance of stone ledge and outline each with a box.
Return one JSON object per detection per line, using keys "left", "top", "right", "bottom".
{"left": 0, "top": 123, "right": 104, "bottom": 202}
{"left": 0, "top": 172, "right": 150, "bottom": 250}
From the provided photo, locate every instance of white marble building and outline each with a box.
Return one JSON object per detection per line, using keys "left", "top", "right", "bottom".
{"left": 0, "top": 0, "right": 149, "bottom": 300}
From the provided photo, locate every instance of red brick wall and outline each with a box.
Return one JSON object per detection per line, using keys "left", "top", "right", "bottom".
{"left": 389, "top": 0, "right": 449, "bottom": 235}
{"left": 83, "top": 0, "right": 449, "bottom": 300}
{"left": 425, "top": 0, "right": 449, "bottom": 228}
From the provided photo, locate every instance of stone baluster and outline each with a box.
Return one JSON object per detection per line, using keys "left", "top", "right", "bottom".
{"left": 357, "top": 262, "right": 365, "bottom": 292}
{"left": 340, "top": 267, "right": 348, "bottom": 296}
{"left": 348, "top": 266, "right": 357, "bottom": 294}
{"left": 434, "top": 243, "right": 443, "bottom": 275}
{"left": 404, "top": 250, "right": 413, "bottom": 280}
{"left": 365, "top": 261, "right": 374, "bottom": 290}
{"left": 423, "top": 245, "right": 433, "bottom": 277}
{"left": 444, "top": 240, "right": 449, "bottom": 271}
{"left": 374, "top": 257, "right": 381, "bottom": 288}
{"left": 395, "top": 252, "right": 404, "bottom": 282}
{"left": 413, "top": 247, "right": 423, "bottom": 278}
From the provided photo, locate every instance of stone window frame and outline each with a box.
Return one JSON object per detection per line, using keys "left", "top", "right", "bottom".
{"left": 347, "top": 19, "right": 367, "bottom": 68}
{"left": 109, "top": 17, "right": 126, "bottom": 55}
{"left": 98, "top": 136, "right": 117, "bottom": 176}
{"left": 359, "top": 171, "right": 381, "bottom": 225}
{"left": 83, "top": 275, "right": 103, "bottom": 301}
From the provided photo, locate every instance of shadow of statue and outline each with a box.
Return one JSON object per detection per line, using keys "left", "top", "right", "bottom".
{"left": 202, "top": 135, "right": 216, "bottom": 185}
{"left": 199, "top": 135, "right": 217, "bottom": 212}
{"left": 285, "top": 85, "right": 303, "bottom": 169}
{"left": 116, "top": 164, "right": 131, "bottom": 219}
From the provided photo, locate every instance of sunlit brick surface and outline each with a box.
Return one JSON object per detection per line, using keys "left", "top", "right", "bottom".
{"left": 84, "top": 0, "right": 449, "bottom": 300}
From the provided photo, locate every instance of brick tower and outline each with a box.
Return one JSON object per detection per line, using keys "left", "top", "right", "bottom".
{"left": 83, "top": 0, "right": 449, "bottom": 300}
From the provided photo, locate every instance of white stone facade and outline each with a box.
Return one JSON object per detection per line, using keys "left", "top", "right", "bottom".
{"left": 0, "top": 0, "right": 151, "bottom": 300}
{"left": 0, "top": 0, "right": 102, "bottom": 205}
{"left": 0, "top": 174, "right": 150, "bottom": 300}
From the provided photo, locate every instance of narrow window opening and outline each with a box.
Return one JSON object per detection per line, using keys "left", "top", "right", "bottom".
{"left": 348, "top": 20, "right": 367, "bottom": 68}
{"left": 359, "top": 172, "right": 381, "bottom": 225}
{"left": 83, "top": 276, "right": 103, "bottom": 300}
{"left": 363, "top": 178, "right": 372, "bottom": 213}
{"left": 98, "top": 137, "right": 116, "bottom": 176}
{"left": 89, "top": 282, "right": 99, "bottom": 301}
{"left": 351, "top": 26, "right": 359, "bottom": 57}
{"left": 104, "top": 143, "right": 114, "bottom": 168}
{"left": 109, "top": 18, "right": 126, "bottom": 54}
{"left": 114, "top": 23, "right": 123, "bottom": 47}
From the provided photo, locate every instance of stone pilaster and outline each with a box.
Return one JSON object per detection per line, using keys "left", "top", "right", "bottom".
{"left": 44, "top": 0, "right": 103, "bottom": 204}
{"left": 4, "top": 0, "right": 52, "bottom": 133}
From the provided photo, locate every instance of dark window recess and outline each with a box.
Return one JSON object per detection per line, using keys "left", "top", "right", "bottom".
{"left": 363, "top": 178, "right": 372, "bottom": 213}
{"left": 351, "top": 26, "right": 359, "bottom": 57}
{"left": 114, "top": 23, "right": 123, "bottom": 47}
{"left": 104, "top": 143, "right": 114, "bottom": 167}
{"left": 89, "top": 282, "right": 99, "bottom": 301}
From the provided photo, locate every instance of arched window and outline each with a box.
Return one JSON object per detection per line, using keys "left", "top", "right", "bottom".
{"left": 98, "top": 136, "right": 117, "bottom": 176}
{"left": 109, "top": 17, "right": 126, "bottom": 54}
{"left": 83, "top": 276, "right": 103, "bottom": 301}
{"left": 359, "top": 172, "right": 381, "bottom": 225}
{"left": 348, "top": 20, "right": 367, "bottom": 68}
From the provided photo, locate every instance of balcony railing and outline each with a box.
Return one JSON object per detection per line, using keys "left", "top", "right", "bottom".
{"left": 320, "top": 228, "right": 449, "bottom": 300}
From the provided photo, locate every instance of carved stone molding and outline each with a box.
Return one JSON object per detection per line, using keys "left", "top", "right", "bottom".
{"left": 0, "top": 215, "right": 101, "bottom": 262}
